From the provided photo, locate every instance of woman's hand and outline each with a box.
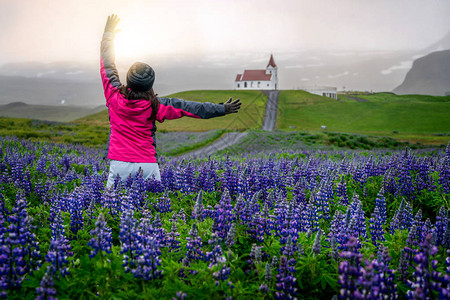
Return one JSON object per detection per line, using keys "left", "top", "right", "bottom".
{"left": 104, "top": 14, "right": 120, "bottom": 36}
{"left": 224, "top": 98, "right": 241, "bottom": 114}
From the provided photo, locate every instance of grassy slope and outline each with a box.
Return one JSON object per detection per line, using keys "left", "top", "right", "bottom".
{"left": 0, "top": 103, "right": 104, "bottom": 122}
{"left": 277, "top": 91, "right": 450, "bottom": 144}
{"left": 75, "top": 90, "right": 267, "bottom": 132}
{"left": 0, "top": 117, "right": 109, "bottom": 146}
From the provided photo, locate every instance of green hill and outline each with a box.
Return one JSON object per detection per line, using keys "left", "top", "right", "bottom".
{"left": 75, "top": 90, "right": 267, "bottom": 131}
{"left": 0, "top": 102, "right": 104, "bottom": 122}
{"left": 276, "top": 91, "right": 450, "bottom": 144}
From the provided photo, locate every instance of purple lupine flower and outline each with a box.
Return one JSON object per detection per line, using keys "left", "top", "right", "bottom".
{"left": 349, "top": 196, "right": 367, "bottom": 239}
{"left": 271, "top": 256, "right": 278, "bottom": 269}
{"left": 374, "top": 187, "right": 387, "bottom": 225}
{"left": 132, "top": 218, "right": 163, "bottom": 280}
{"left": 101, "top": 188, "right": 121, "bottom": 216}
{"left": 206, "top": 233, "right": 230, "bottom": 283}
{"left": 275, "top": 256, "right": 297, "bottom": 299}
{"left": 233, "top": 194, "right": 245, "bottom": 223}
{"left": 369, "top": 207, "right": 386, "bottom": 246}
{"left": 191, "top": 191, "right": 204, "bottom": 222}
{"left": 120, "top": 209, "right": 139, "bottom": 273}
{"left": 68, "top": 188, "right": 84, "bottom": 236}
{"left": 154, "top": 193, "right": 171, "bottom": 214}
{"left": 259, "top": 283, "right": 269, "bottom": 294}
{"left": 265, "top": 190, "right": 276, "bottom": 210}
{"left": 246, "top": 243, "right": 262, "bottom": 275}
{"left": 356, "top": 258, "right": 398, "bottom": 299}
{"left": 120, "top": 194, "right": 134, "bottom": 213}
{"left": 420, "top": 218, "right": 433, "bottom": 244}
{"left": 237, "top": 166, "right": 250, "bottom": 199}
{"left": 225, "top": 223, "right": 236, "bottom": 249}
{"left": 265, "top": 261, "right": 272, "bottom": 282}
{"left": 128, "top": 182, "right": 144, "bottom": 211}
{"left": 0, "top": 198, "right": 41, "bottom": 291}
{"left": 282, "top": 235, "right": 296, "bottom": 258}
{"left": 125, "top": 173, "right": 134, "bottom": 189}
{"left": 336, "top": 176, "right": 349, "bottom": 206}
{"left": 46, "top": 212, "right": 73, "bottom": 277}
{"left": 214, "top": 189, "right": 235, "bottom": 240}
{"left": 443, "top": 218, "right": 450, "bottom": 249}
{"left": 373, "top": 246, "right": 397, "bottom": 298}
{"left": 173, "top": 291, "right": 187, "bottom": 300}
{"left": 177, "top": 208, "right": 186, "bottom": 224}
{"left": 166, "top": 220, "right": 181, "bottom": 253}
{"left": 222, "top": 159, "right": 238, "bottom": 199}
{"left": 390, "top": 198, "right": 413, "bottom": 234}
{"left": 301, "top": 198, "right": 319, "bottom": 233}
{"left": 329, "top": 210, "right": 346, "bottom": 248}
{"left": 438, "top": 142, "right": 450, "bottom": 194}
{"left": 338, "top": 237, "right": 363, "bottom": 299}
{"left": 88, "top": 213, "right": 112, "bottom": 258}
{"left": 279, "top": 201, "right": 300, "bottom": 254}
{"left": 315, "top": 182, "right": 331, "bottom": 221}
{"left": 407, "top": 234, "right": 442, "bottom": 299}
{"left": 254, "top": 202, "right": 274, "bottom": 242}
{"left": 330, "top": 235, "right": 339, "bottom": 260}
{"left": 185, "top": 223, "right": 204, "bottom": 263}
{"left": 312, "top": 229, "right": 322, "bottom": 255}
{"left": 152, "top": 213, "right": 166, "bottom": 247}
{"left": 397, "top": 249, "right": 410, "bottom": 282}
{"left": 35, "top": 266, "right": 57, "bottom": 300}
{"left": 434, "top": 207, "right": 448, "bottom": 246}
{"left": 355, "top": 259, "right": 377, "bottom": 298}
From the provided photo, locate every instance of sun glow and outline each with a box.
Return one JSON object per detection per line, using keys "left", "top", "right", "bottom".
{"left": 114, "top": 28, "right": 151, "bottom": 60}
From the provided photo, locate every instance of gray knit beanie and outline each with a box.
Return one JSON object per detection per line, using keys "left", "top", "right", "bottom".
{"left": 126, "top": 62, "right": 155, "bottom": 92}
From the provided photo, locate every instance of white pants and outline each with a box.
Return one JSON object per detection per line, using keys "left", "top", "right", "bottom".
{"left": 106, "top": 160, "right": 161, "bottom": 188}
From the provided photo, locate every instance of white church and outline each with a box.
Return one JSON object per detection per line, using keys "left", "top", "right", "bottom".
{"left": 235, "top": 54, "right": 278, "bottom": 90}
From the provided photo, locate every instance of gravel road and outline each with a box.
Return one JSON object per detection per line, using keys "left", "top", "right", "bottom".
{"left": 345, "top": 96, "right": 369, "bottom": 102}
{"left": 261, "top": 90, "right": 280, "bottom": 131}
{"left": 174, "top": 90, "right": 280, "bottom": 158}
{"left": 175, "top": 132, "right": 249, "bottom": 159}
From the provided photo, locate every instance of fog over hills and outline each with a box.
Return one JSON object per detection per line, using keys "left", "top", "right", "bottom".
{"left": 0, "top": 31, "right": 449, "bottom": 107}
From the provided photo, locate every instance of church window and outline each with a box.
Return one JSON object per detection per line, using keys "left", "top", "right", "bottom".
{"left": 237, "top": 84, "right": 240, "bottom": 88}
{"left": 244, "top": 82, "right": 247, "bottom": 88}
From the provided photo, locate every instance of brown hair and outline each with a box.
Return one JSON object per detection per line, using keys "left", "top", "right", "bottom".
{"left": 120, "top": 86, "right": 159, "bottom": 120}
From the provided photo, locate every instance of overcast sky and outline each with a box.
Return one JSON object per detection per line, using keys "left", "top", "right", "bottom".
{"left": 0, "top": 0, "right": 449, "bottom": 64}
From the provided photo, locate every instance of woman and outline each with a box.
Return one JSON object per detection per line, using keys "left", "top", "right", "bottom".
{"left": 101, "top": 15, "right": 241, "bottom": 187}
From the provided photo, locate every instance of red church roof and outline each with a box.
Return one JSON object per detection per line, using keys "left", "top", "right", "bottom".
{"left": 236, "top": 70, "right": 272, "bottom": 81}
{"left": 267, "top": 54, "right": 277, "bottom": 68}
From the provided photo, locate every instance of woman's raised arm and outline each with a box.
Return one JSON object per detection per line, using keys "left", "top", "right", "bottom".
{"left": 100, "top": 14, "right": 122, "bottom": 103}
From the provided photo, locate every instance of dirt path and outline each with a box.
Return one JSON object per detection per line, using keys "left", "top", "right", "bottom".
{"left": 261, "top": 90, "right": 280, "bottom": 131}
{"left": 174, "top": 90, "right": 279, "bottom": 158}
{"left": 345, "top": 95, "right": 369, "bottom": 102}
{"left": 175, "top": 132, "right": 249, "bottom": 159}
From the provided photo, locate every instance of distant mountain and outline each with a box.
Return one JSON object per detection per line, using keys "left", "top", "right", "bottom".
{"left": 0, "top": 102, "right": 105, "bottom": 122}
{"left": 0, "top": 74, "right": 104, "bottom": 106}
{"left": 393, "top": 50, "right": 450, "bottom": 96}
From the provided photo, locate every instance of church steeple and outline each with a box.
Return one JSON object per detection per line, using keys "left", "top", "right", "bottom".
{"left": 265, "top": 54, "right": 278, "bottom": 90}
{"left": 267, "top": 54, "right": 277, "bottom": 68}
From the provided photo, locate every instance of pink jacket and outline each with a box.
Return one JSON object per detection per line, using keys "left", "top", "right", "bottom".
{"left": 100, "top": 32, "right": 225, "bottom": 163}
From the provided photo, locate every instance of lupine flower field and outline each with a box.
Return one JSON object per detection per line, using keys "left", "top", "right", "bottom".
{"left": 0, "top": 136, "right": 449, "bottom": 299}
